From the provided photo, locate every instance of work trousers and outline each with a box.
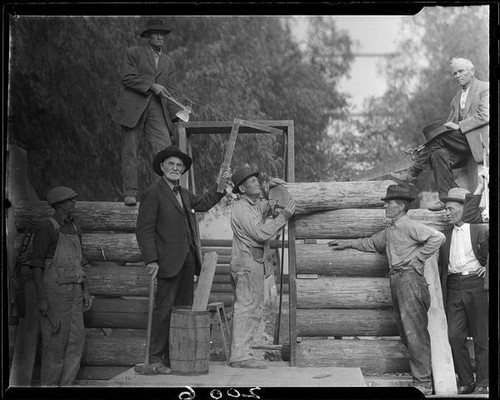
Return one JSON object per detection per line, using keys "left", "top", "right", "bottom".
{"left": 149, "top": 249, "right": 195, "bottom": 365}
{"left": 413, "top": 130, "right": 471, "bottom": 197}
{"left": 229, "top": 258, "right": 264, "bottom": 363}
{"left": 40, "top": 282, "right": 85, "bottom": 386}
{"left": 446, "top": 275, "right": 489, "bottom": 386}
{"left": 390, "top": 269, "right": 432, "bottom": 388}
{"left": 122, "top": 96, "right": 172, "bottom": 197}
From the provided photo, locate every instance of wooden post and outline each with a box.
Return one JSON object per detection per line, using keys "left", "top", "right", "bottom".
{"left": 424, "top": 254, "right": 457, "bottom": 395}
{"left": 192, "top": 252, "right": 218, "bottom": 312}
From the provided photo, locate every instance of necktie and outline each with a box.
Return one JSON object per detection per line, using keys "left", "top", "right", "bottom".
{"left": 173, "top": 185, "right": 181, "bottom": 194}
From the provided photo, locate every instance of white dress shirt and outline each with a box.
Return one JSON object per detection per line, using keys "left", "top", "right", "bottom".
{"left": 448, "top": 223, "right": 481, "bottom": 274}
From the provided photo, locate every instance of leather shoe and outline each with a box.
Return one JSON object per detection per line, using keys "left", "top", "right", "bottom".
{"left": 474, "top": 385, "right": 488, "bottom": 394}
{"left": 149, "top": 362, "right": 172, "bottom": 375}
{"left": 414, "top": 384, "right": 433, "bottom": 395}
{"left": 124, "top": 196, "right": 137, "bottom": 206}
{"left": 230, "top": 358, "right": 267, "bottom": 369}
{"left": 457, "top": 382, "right": 476, "bottom": 395}
{"left": 389, "top": 168, "right": 419, "bottom": 183}
{"left": 427, "top": 200, "right": 446, "bottom": 211}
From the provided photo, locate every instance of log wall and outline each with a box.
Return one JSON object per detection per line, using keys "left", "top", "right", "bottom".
{"left": 290, "top": 180, "right": 452, "bottom": 373}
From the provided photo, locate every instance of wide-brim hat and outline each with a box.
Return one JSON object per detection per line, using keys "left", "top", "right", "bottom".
{"left": 153, "top": 146, "right": 192, "bottom": 176}
{"left": 421, "top": 120, "right": 454, "bottom": 145}
{"left": 231, "top": 167, "right": 259, "bottom": 194}
{"left": 140, "top": 18, "right": 171, "bottom": 37}
{"left": 381, "top": 184, "right": 416, "bottom": 202}
{"left": 441, "top": 187, "right": 470, "bottom": 204}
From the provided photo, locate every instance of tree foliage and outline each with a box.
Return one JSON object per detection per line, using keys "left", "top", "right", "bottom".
{"left": 8, "top": 15, "right": 353, "bottom": 200}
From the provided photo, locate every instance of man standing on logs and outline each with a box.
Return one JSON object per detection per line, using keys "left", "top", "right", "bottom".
{"left": 136, "top": 146, "right": 230, "bottom": 374}
{"left": 329, "top": 184, "right": 445, "bottom": 395}
{"left": 30, "top": 186, "right": 92, "bottom": 386}
{"left": 390, "top": 58, "right": 489, "bottom": 211}
{"left": 228, "top": 167, "right": 295, "bottom": 369}
{"left": 438, "top": 187, "right": 489, "bottom": 395}
{"left": 112, "top": 18, "right": 182, "bottom": 206}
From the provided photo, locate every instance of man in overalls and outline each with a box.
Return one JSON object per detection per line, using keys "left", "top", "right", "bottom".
{"left": 30, "top": 186, "right": 91, "bottom": 386}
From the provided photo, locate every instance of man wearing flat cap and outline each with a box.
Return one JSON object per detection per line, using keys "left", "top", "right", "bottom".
{"left": 30, "top": 186, "right": 92, "bottom": 385}
{"left": 136, "top": 146, "right": 230, "bottom": 374}
{"left": 228, "top": 167, "right": 295, "bottom": 369}
{"left": 439, "top": 187, "right": 489, "bottom": 395}
{"left": 391, "top": 58, "right": 489, "bottom": 211}
{"left": 112, "top": 18, "right": 183, "bottom": 206}
{"left": 329, "top": 184, "right": 445, "bottom": 395}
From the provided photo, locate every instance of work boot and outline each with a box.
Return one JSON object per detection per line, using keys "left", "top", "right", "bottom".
{"left": 124, "top": 196, "right": 137, "bottom": 206}
{"left": 413, "top": 384, "right": 433, "bottom": 396}
{"left": 457, "top": 381, "right": 476, "bottom": 395}
{"left": 230, "top": 358, "right": 267, "bottom": 369}
{"left": 427, "top": 200, "right": 446, "bottom": 211}
{"left": 389, "top": 167, "right": 420, "bottom": 183}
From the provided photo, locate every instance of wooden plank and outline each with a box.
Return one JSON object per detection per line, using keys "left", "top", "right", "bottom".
{"left": 84, "top": 298, "right": 148, "bottom": 329}
{"left": 297, "top": 277, "right": 392, "bottom": 309}
{"left": 295, "top": 208, "right": 450, "bottom": 239}
{"left": 192, "top": 252, "right": 218, "bottom": 311}
{"left": 239, "top": 119, "right": 284, "bottom": 135}
{"left": 177, "top": 120, "right": 293, "bottom": 136}
{"left": 86, "top": 264, "right": 150, "bottom": 297}
{"left": 286, "top": 181, "right": 395, "bottom": 214}
{"left": 9, "top": 280, "right": 40, "bottom": 386}
{"left": 208, "top": 292, "right": 234, "bottom": 307}
{"left": 296, "top": 243, "right": 388, "bottom": 277}
{"left": 296, "top": 338, "right": 410, "bottom": 374}
{"left": 217, "top": 119, "right": 240, "bottom": 193}
{"left": 288, "top": 221, "right": 298, "bottom": 366}
{"left": 424, "top": 254, "right": 457, "bottom": 395}
{"left": 297, "top": 309, "right": 397, "bottom": 337}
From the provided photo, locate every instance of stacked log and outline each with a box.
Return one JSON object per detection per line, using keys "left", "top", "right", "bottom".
{"left": 286, "top": 180, "right": 451, "bottom": 373}
{"left": 13, "top": 202, "right": 238, "bottom": 379}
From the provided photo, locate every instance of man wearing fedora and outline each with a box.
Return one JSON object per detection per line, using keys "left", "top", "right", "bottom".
{"left": 390, "top": 58, "right": 489, "bottom": 211}
{"left": 112, "top": 18, "right": 182, "bottom": 206}
{"left": 329, "top": 184, "right": 445, "bottom": 395}
{"left": 228, "top": 167, "right": 295, "bottom": 369}
{"left": 439, "top": 187, "right": 489, "bottom": 394}
{"left": 136, "top": 146, "right": 230, "bottom": 373}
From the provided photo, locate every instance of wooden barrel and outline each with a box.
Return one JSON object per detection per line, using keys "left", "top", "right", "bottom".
{"left": 169, "top": 306, "right": 210, "bottom": 375}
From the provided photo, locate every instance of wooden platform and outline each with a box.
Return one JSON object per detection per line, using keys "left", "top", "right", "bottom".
{"left": 108, "top": 361, "right": 366, "bottom": 387}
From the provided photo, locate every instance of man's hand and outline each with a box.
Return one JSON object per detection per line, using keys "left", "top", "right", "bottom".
{"left": 328, "top": 240, "right": 354, "bottom": 250}
{"left": 280, "top": 197, "right": 296, "bottom": 220}
{"left": 477, "top": 266, "right": 487, "bottom": 278}
{"left": 269, "top": 178, "right": 287, "bottom": 188}
{"left": 444, "top": 121, "right": 460, "bottom": 130}
{"left": 409, "top": 257, "right": 425, "bottom": 276}
{"left": 151, "top": 83, "right": 168, "bottom": 97}
{"left": 37, "top": 296, "right": 49, "bottom": 316}
{"left": 83, "top": 291, "right": 93, "bottom": 312}
{"left": 146, "top": 262, "right": 159, "bottom": 279}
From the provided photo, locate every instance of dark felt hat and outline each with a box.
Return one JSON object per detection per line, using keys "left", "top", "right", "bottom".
{"left": 140, "top": 18, "right": 171, "bottom": 37}
{"left": 421, "top": 120, "right": 454, "bottom": 145}
{"left": 231, "top": 167, "right": 259, "bottom": 194}
{"left": 153, "top": 146, "right": 192, "bottom": 176}
{"left": 381, "top": 185, "right": 416, "bottom": 202}
{"left": 441, "top": 187, "right": 470, "bottom": 204}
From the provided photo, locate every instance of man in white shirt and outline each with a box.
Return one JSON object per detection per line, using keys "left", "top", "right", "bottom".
{"left": 438, "top": 187, "right": 489, "bottom": 395}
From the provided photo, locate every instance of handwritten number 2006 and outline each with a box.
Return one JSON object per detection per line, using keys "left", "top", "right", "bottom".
{"left": 178, "top": 386, "right": 261, "bottom": 399}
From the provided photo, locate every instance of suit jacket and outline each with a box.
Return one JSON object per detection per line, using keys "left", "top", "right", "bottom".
{"left": 136, "top": 178, "right": 225, "bottom": 279}
{"left": 438, "top": 223, "right": 489, "bottom": 305}
{"left": 111, "top": 46, "right": 180, "bottom": 134}
{"left": 447, "top": 76, "right": 489, "bottom": 163}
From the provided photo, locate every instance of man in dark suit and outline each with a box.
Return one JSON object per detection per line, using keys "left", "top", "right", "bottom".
{"left": 438, "top": 187, "right": 489, "bottom": 395}
{"left": 391, "top": 58, "right": 489, "bottom": 211}
{"left": 136, "top": 146, "right": 229, "bottom": 374}
{"left": 112, "top": 19, "right": 181, "bottom": 206}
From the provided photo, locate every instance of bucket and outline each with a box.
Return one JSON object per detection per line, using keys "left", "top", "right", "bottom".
{"left": 169, "top": 306, "right": 210, "bottom": 375}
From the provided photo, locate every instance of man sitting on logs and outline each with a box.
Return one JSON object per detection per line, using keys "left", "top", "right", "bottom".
{"left": 228, "top": 167, "right": 295, "bottom": 369}
{"left": 390, "top": 58, "right": 489, "bottom": 211}
{"left": 30, "top": 186, "right": 92, "bottom": 386}
{"left": 329, "top": 184, "right": 445, "bottom": 395}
